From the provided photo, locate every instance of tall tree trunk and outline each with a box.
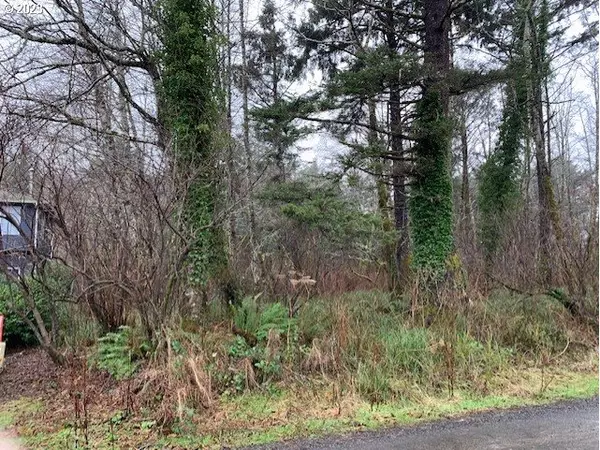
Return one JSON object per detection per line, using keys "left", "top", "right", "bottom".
{"left": 239, "top": 0, "right": 260, "bottom": 284}
{"left": 410, "top": 0, "right": 453, "bottom": 277}
{"left": 526, "top": 3, "right": 562, "bottom": 285}
{"left": 368, "top": 100, "right": 395, "bottom": 290}
{"left": 161, "top": 0, "right": 226, "bottom": 287}
{"left": 392, "top": 136, "right": 409, "bottom": 287}
{"left": 459, "top": 112, "right": 473, "bottom": 240}
{"left": 384, "top": 0, "right": 409, "bottom": 289}
{"left": 532, "top": 103, "right": 554, "bottom": 285}
{"left": 223, "top": 0, "right": 238, "bottom": 255}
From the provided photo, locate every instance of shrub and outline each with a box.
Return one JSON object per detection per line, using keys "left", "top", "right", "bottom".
{"left": 233, "top": 297, "right": 261, "bottom": 338}
{"left": 0, "top": 264, "right": 73, "bottom": 347}
{"left": 58, "top": 304, "right": 101, "bottom": 349}
{"left": 0, "top": 280, "right": 51, "bottom": 346}
{"left": 472, "top": 291, "right": 571, "bottom": 354}
{"left": 223, "top": 299, "right": 298, "bottom": 390}
{"left": 256, "top": 302, "right": 295, "bottom": 341}
{"left": 453, "top": 332, "right": 512, "bottom": 386}
{"left": 297, "top": 300, "right": 334, "bottom": 344}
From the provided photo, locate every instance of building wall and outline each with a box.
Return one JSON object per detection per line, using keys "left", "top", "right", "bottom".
{"left": 0, "top": 203, "right": 35, "bottom": 251}
{"left": 0, "top": 203, "right": 48, "bottom": 275}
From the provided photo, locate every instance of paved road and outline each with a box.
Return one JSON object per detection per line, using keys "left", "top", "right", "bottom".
{"left": 247, "top": 397, "right": 599, "bottom": 450}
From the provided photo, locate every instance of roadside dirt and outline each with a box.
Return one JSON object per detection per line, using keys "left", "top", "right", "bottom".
{"left": 0, "top": 349, "right": 56, "bottom": 450}
{"left": 0, "top": 347, "right": 136, "bottom": 449}
{"left": 0, "top": 348, "right": 60, "bottom": 402}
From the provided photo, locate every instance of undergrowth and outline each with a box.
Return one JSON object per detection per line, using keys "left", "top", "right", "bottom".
{"left": 3, "top": 289, "right": 596, "bottom": 448}
{"left": 125, "top": 288, "right": 597, "bottom": 430}
{"left": 89, "top": 326, "right": 150, "bottom": 380}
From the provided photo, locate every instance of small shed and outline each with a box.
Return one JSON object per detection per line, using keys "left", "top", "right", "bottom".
{"left": 0, "top": 191, "right": 52, "bottom": 276}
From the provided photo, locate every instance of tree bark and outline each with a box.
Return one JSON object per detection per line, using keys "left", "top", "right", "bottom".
{"left": 384, "top": 0, "right": 409, "bottom": 288}
{"left": 459, "top": 112, "right": 473, "bottom": 240}
{"left": 239, "top": 0, "right": 260, "bottom": 284}
{"left": 224, "top": 0, "right": 238, "bottom": 254}
{"left": 368, "top": 100, "right": 396, "bottom": 290}
{"left": 526, "top": 5, "right": 562, "bottom": 286}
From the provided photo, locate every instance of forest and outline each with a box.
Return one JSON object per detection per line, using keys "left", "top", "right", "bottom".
{"left": 0, "top": 0, "right": 597, "bottom": 447}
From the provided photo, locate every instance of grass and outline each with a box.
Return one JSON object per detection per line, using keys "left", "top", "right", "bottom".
{"left": 0, "top": 399, "right": 42, "bottom": 429}
{"left": 200, "top": 368, "right": 598, "bottom": 448}
{"left": 2, "top": 363, "right": 596, "bottom": 449}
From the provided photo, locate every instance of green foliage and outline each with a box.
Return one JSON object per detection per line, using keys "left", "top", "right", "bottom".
{"left": 356, "top": 362, "right": 392, "bottom": 405}
{"left": 93, "top": 326, "right": 150, "bottom": 380}
{"left": 477, "top": 70, "right": 526, "bottom": 258}
{"left": 478, "top": 0, "right": 551, "bottom": 260}
{"left": 297, "top": 301, "right": 333, "bottom": 344}
{"left": 160, "top": 0, "right": 220, "bottom": 144}
{"left": 327, "top": 49, "right": 420, "bottom": 98}
{"left": 233, "top": 297, "right": 260, "bottom": 337}
{"left": 224, "top": 336, "right": 283, "bottom": 389}
{"left": 233, "top": 297, "right": 296, "bottom": 343}
{"left": 256, "top": 302, "right": 294, "bottom": 341}
{"left": 0, "top": 265, "right": 73, "bottom": 346}
{"left": 410, "top": 89, "right": 454, "bottom": 276}
{"left": 293, "top": 290, "right": 589, "bottom": 403}
{"left": 260, "top": 179, "right": 387, "bottom": 257}
{"left": 0, "top": 282, "right": 43, "bottom": 345}
{"left": 223, "top": 299, "right": 298, "bottom": 389}
{"left": 469, "top": 291, "right": 572, "bottom": 354}
{"left": 453, "top": 333, "right": 513, "bottom": 386}
{"left": 244, "top": 0, "right": 305, "bottom": 180}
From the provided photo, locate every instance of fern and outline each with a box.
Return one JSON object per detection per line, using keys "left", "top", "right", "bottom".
{"left": 233, "top": 297, "right": 261, "bottom": 336}
{"left": 256, "top": 303, "right": 295, "bottom": 341}
{"left": 94, "top": 326, "right": 144, "bottom": 380}
{"left": 233, "top": 298, "right": 296, "bottom": 343}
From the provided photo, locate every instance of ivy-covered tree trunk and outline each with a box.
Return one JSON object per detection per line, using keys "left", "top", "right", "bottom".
{"left": 477, "top": 71, "right": 527, "bottom": 260}
{"left": 160, "top": 0, "right": 227, "bottom": 288}
{"left": 409, "top": 0, "right": 453, "bottom": 277}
